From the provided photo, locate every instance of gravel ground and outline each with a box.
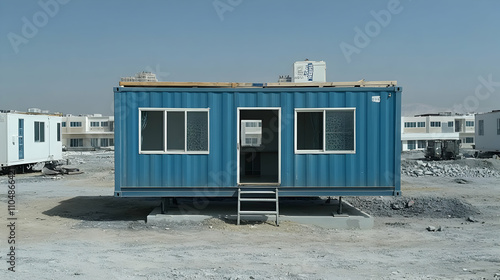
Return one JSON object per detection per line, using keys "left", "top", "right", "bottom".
{"left": 1, "top": 151, "right": 500, "bottom": 279}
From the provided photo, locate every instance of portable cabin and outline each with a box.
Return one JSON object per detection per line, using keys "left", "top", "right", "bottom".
{"left": 0, "top": 111, "right": 62, "bottom": 171}
{"left": 114, "top": 81, "right": 402, "bottom": 201}
{"left": 475, "top": 110, "right": 500, "bottom": 153}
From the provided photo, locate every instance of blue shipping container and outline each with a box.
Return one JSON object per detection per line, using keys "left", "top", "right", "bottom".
{"left": 114, "top": 83, "right": 402, "bottom": 198}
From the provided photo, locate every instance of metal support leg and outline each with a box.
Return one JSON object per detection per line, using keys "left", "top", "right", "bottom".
{"left": 337, "top": 196, "right": 343, "bottom": 215}
{"left": 237, "top": 188, "right": 241, "bottom": 225}
{"left": 161, "top": 197, "right": 168, "bottom": 214}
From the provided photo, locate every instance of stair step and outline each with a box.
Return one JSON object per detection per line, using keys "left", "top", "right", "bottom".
{"left": 239, "top": 198, "right": 277, "bottom": 202}
{"left": 239, "top": 190, "right": 276, "bottom": 194}
{"left": 239, "top": 211, "right": 278, "bottom": 215}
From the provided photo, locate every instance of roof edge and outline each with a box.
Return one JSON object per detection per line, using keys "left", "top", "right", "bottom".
{"left": 118, "top": 80, "right": 397, "bottom": 88}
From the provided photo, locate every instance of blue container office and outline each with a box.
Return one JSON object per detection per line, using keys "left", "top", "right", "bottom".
{"left": 114, "top": 82, "right": 402, "bottom": 198}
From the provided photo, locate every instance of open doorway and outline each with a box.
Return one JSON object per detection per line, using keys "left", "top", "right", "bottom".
{"left": 237, "top": 108, "right": 280, "bottom": 185}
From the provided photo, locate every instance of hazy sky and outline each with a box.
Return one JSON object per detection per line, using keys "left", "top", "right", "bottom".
{"left": 1, "top": 0, "right": 499, "bottom": 116}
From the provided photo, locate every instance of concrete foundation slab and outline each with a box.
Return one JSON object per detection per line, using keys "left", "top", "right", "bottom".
{"left": 147, "top": 198, "right": 373, "bottom": 229}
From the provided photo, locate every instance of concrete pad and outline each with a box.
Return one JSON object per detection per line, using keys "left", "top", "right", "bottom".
{"left": 147, "top": 198, "right": 373, "bottom": 229}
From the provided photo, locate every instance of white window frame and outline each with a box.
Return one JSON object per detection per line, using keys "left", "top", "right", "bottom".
{"left": 138, "top": 108, "right": 210, "bottom": 154}
{"left": 294, "top": 108, "right": 356, "bottom": 154}
{"left": 430, "top": 121, "right": 441, "bottom": 127}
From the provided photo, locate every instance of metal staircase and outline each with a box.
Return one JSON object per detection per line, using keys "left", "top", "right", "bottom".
{"left": 237, "top": 187, "right": 279, "bottom": 226}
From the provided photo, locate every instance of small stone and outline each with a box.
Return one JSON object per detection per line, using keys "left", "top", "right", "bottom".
{"left": 437, "top": 226, "right": 443, "bottom": 232}
{"left": 427, "top": 226, "right": 436, "bottom": 232}
{"left": 467, "top": 216, "right": 478, "bottom": 223}
{"left": 391, "top": 203, "right": 401, "bottom": 210}
{"left": 406, "top": 200, "right": 415, "bottom": 208}
{"left": 494, "top": 272, "right": 500, "bottom": 278}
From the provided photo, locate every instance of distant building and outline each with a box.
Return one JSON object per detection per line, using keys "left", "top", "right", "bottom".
{"left": 401, "top": 112, "right": 475, "bottom": 151}
{"left": 474, "top": 110, "right": 500, "bottom": 153}
{"left": 278, "top": 75, "right": 292, "bottom": 83}
{"left": 120, "top": 71, "right": 158, "bottom": 82}
{"left": 292, "top": 60, "right": 326, "bottom": 83}
{"left": 61, "top": 114, "right": 114, "bottom": 150}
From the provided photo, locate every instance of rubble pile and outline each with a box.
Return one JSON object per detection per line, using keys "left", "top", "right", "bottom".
{"left": 401, "top": 160, "right": 500, "bottom": 178}
{"left": 346, "top": 196, "right": 478, "bottom": 218}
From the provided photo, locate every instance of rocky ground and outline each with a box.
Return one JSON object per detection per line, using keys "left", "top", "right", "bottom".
{"left": 0, "top": 151, "right": 499, "bottom": 279}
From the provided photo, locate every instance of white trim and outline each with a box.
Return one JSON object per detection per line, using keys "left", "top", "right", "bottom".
{"left": 237, "top": 107, "right": 281, "bottom": 185}
{"left": 138, "top": 108, "right": 210, "bottom": 154}
{"left": 294, "top": 107, "right": 356, "bottom": 154}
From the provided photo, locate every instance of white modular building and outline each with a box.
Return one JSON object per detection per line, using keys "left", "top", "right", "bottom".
{"left": 401, "top": 113, "right": 475, "bottom": 151}
{"left": 292, "top": 60, "right": 326, "bottom": 83}
{"left": 475, "top": 110, "right": 500, "bottom": 153}
{"left": 0, "top": 111, "right": 62, "bottom": 171}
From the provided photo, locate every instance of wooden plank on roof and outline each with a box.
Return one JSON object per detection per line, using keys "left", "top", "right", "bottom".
{"left": 119, "top": 80, "right": 397, "bottom": 88}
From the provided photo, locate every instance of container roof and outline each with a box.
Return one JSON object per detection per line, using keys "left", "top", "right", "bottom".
{"left": 118, "top": 80, "right": 397, "bottom": 88}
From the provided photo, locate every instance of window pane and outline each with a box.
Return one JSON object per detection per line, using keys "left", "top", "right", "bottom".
{"left": 40, "top": 122, "right": 45, "bottom": 142}
{"left": 297, "top": 112, "right": 323, "bottom": 150}
{"left": 35, "top": 122, "right": 40, "bottom": 142}
{"left": 187, "top": 112, "right": 208, "bottom": 151}
{"left": 326, "top": 110, "right": 354, "bottom": 151}
{"left": 141, "top": 111, "right": 164, "bottom": 151}
{"left": 167, "top": 111, "right": 185, "bottom": 151}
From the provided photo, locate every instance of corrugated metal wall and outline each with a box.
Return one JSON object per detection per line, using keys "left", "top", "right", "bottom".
{"left": 114, "top": 87, "right": 401, "bottom": 196}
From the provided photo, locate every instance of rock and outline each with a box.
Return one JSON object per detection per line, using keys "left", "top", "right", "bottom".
{"left": 437, "top": 226, "right": 443, "bottom": 232}
{"left": 416, "top": 160, "right": 425, "bottom": 166}
{"left": 427, "top": 226, "right": 436, "bottom": 232}
{"left": 494, "top": 272, "right": 500, "bottom": 278}
{"left": 406, "top": 200, "right": 415, "bottom": 208}
{"left": 424, "top": 171, "right": 434, "bottom": 176}
{"left": 467, "top": 216, "right": 479, "bottom": 223}
{"left": 391, "top": 203, "right": 401, "bottom": 210}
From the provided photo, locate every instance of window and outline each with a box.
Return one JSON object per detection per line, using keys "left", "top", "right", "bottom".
{"left": 478, "top": 120, "right": 484, "bottom": 136}
{"left": 448, "top": 121, "right": 454, "bottom": 127}
{"left": 404, "top": 122, "right": 416, "bottom": 128}
{"left": 109, "top": 138, "right": 114, "bottom": 146}
{"left": 417, "top": 140, "right": 426, "bottom": 149}
{"left": 430, "top": 121, "right": 441, "bottom": 127}
{"left": 465, "top": 137, "right": 474, "bottom": 143}
{"left": 407, "top": 140, "right": 416, "bottom": 150}
{"left": 139, "top": 108, "right": 209, "bottom": 154}
{"left": 466, "top": 121, "right": 474, "bottom": 127}
{"left": 62, "top": 122, "right": 66, "bottom": 127}
{"left": 497, "top": 119, "right": 500, "bottom": 135}
{"left": 34, "top": 121, "right": 45, "bottom": 142}
{"left": 57, "top": 123, "right": 61, "bottom": 142}
{"left": 295, "top": 108, "right": 355, "bottom": 154}
{"left": 417, "top": 122, "right": 425, "bottom": 128}
{"left": 90, "top": 121, "right": 100, "bottom": 127}
{"left": 101, "top": 121, "right": 109, "bottom": 127}
{"left": 70, "top": 139, "right": 83, "bottom": 147}
{"left": 70, "top": 122, "right": 82, "bottom": 127}
{"left": 90, "top": 138, "right": 99, "bottom": 147}
{"left": 100, "top": 138, "right": 109, "bottom": 147}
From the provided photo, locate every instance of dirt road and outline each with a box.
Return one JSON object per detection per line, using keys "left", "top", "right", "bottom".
{"left": 1, "top": 151, "right": 499, "bottom": 279}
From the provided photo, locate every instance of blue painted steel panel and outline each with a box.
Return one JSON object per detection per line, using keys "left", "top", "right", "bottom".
{"left": 114, "top": 86, "right": 402, "bottom": 197}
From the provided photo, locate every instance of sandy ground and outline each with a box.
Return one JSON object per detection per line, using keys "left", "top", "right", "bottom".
{"left": 1, "top": 151, "right": 499, "bottom": 279}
